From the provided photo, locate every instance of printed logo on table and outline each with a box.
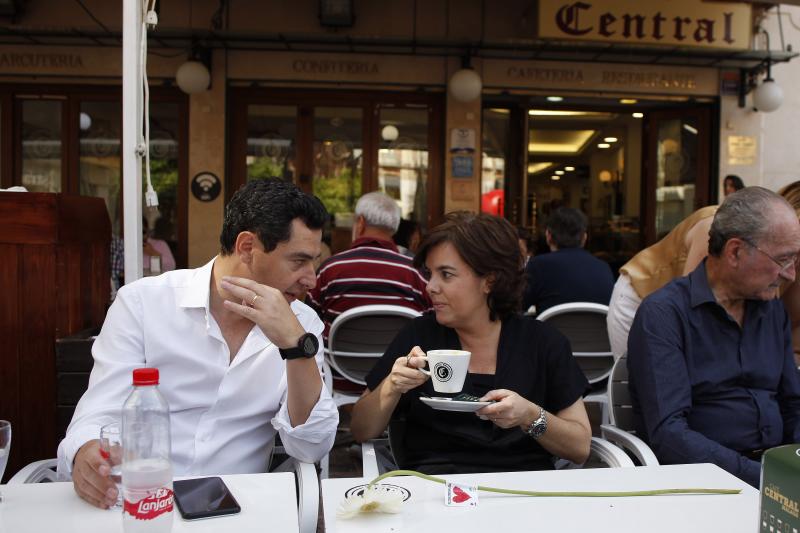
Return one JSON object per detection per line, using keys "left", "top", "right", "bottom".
{"left": 434, "top": 362, "right": 453, "bottom": 382}
{"left": 344, "top": 484, "right": 411, "bottom": 501}
{"left": 123, "top": 487, "right": 174, "bottom": 520}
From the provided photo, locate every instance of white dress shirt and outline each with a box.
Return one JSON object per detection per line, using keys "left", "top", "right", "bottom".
{"left": 57, "top": 258, "right": 338, "bottom": 476}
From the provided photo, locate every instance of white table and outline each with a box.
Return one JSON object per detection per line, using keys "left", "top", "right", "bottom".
{"left": 322, "top": 464, "right": 759, "bottom": 533}
{"left": 0, "top": 472, "right": 299, "bottom": 532}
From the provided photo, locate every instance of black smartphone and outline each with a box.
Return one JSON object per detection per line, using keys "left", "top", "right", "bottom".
{"left": 173, "top": 476, "right": 241, "bottom": 520}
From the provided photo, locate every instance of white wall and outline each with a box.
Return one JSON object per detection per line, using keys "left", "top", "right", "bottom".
{"left": 720, "top": 6, "right": 800, "bottom": 195}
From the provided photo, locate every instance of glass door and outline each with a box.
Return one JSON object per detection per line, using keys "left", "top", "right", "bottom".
{"left": 643, "top": 108, "right": 711, "bottom": 244}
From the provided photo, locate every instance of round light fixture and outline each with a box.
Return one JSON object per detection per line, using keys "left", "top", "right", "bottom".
{"left": 565, "top": 166, "right": 575, "bottom": 171}
{"left": 381, "top": 125, "right": 399, "bottom": 142}
{"left": 175, "top": 60, "right": 211, "bottom": 94}
{"left": 555, "top": 170, "right": 565, "bottom": 175}
{"left": 598, "top": 143, "right": 611, "bottom": 149}
{"left": 604, "top": 137, "right": 618, "bottom": 143}
{"left": 632, "top": 112, "right": 644, "bottom": 118}
{"left": 599, "top": 170, "right": 613, "bottom": 183}
{"left": 620, "top": 98, "right": 638, "bottom": 104}
{"left": 448, "top": 68, "right": 483, "bottom": 103}
{"left": 79, "top": 112, "right": 92, "bottom": 131}
{"left": 547, "top": 96, "right": 564, "bottom": 102}
{"left": 551, "top": 175, "right": 560, "bottom": 181}
{"left": 753, "top": 78, "right": 783, "bottom": 112}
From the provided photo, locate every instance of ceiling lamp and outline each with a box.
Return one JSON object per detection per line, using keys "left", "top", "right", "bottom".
{"left": 449, "top": 56, "right": 482, "bottom": 103}
{"left": 176, "top": 60, "right": 210, "bottom": 94}
{"left": 381, "top": 125, "right": 399, "bottom": 141}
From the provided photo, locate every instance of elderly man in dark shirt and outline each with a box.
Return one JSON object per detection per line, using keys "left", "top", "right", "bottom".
{"left": 628, "top": 186, "right": 800, "bottom": 487}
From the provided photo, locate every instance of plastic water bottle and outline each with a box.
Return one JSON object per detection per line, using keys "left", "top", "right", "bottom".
{"left": 121, "top": 368, "right": 173, "bottom": 533}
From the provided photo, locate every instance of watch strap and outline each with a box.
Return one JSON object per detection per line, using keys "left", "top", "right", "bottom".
{"left": 279, "top": 332, "right": 319, "bottom": 360}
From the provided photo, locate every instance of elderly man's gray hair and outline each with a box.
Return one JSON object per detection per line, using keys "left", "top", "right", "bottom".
{"left": 355, "top": 191, "right": 401, "bottom": 233}
{"left": 708, "top": 186, "right": 794, "bottom": 256}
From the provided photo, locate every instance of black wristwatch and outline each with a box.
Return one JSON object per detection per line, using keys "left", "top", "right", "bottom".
{"left": 279, "top": 332, "right": 319, "bottom": 360}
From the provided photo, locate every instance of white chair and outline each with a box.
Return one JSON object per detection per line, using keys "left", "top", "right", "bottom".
{"left": 599, "top": 353, "right": 660, "bottom": 466}
{"left": 326, "top": 304, "right": 422, "bottom": 390}
{"left": 9, "top": 458, "right": 60, "bottom": 484}
{"left": 536, "top": 302, "right": 615, "bottom": 426}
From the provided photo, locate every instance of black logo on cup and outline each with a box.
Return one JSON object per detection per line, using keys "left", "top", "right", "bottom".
{"left": 434, "top": 362, "right": 453, "bottom": 382}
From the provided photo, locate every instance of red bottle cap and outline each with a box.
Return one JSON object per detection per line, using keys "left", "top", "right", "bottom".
{"left": 132, "top": 368, "right": 159, "bottom": 386}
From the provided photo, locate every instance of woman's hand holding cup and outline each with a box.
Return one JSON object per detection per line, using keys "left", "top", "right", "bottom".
{"left": 387, "top": 346, "right": 429, "bottom": 394}
{"left": 476, "top": 389, "right": 536, "bottom": 429}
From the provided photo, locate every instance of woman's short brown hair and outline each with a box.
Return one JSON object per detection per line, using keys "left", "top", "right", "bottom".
{"left": 414, "top": 211, "right": 525, "bottom": 322}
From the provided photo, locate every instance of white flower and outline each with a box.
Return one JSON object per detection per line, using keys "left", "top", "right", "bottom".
{"left": 337, "top": 485, "right": 405, "bottom": 519}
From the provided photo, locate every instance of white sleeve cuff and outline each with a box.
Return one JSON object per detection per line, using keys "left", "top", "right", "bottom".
{"left": 56, "top": 424, "right": 105, "bottom": 477}
{"left": 271, "top": 386, "right": 339, "bottom": 463}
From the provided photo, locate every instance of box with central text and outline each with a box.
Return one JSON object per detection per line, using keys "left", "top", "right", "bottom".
{"left": 760, "top": 444, "right": 800, "bottom": 533}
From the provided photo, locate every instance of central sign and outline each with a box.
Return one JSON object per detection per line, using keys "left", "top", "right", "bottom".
{"left": 539, "top": 0, "right": 751, "bottom": 50}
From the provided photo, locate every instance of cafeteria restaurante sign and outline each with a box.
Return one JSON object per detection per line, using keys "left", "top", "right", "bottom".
{"left": 539, "top": 0, "right": 751, "bottom": 50}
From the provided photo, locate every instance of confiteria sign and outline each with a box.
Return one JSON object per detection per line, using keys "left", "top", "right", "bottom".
{"left": 539, "top": 0, "right": 751, "bottom": 50}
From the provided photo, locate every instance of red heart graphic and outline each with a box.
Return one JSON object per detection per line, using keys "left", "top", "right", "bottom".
{"left": 452, "top": 486, "right": 471, "bottom": 503}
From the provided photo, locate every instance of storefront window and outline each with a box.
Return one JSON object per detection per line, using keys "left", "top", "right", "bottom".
{"left": 21, "top": 99, "right": 62, "bottom": 193}
{"left": 481, "top": 108, "right": 509, "bottom": 217}
{"left": 312, "top": 107, "right": 363, "bottom": 222}
{"left": 79, "top": 101, "right": 121, "bottom": 234}
{"left": 377, "top": 106, "right": 428, "bottom": 226}
{"left": 246, "top": 105, "right": 297, "bottom": 182}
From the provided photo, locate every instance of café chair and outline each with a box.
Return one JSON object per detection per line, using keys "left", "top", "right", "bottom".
{"left": 361, "top": 418, "right": 635, "bottom": 477}
{"left": 599, "top": 353, "right": 660, "bottom": 466}
{"left": 325, "top": 304, "right": 422, "bottom": 398}
{"left": 8, "top": 458, "right": 60, "bottom": 484}
{"left": 536, "top": 302, "right": 615, "bottom": 426}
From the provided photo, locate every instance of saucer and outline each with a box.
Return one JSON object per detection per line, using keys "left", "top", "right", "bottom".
{"left": 420, "top": 396, "right": 492, "bottom": 412}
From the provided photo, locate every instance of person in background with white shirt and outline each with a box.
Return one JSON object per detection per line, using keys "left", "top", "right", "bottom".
{"left": 58, "top": 178, "right": 339, "bottom": 509}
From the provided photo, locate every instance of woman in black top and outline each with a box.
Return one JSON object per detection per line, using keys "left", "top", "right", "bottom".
{"left": 351, "top": 212, "right": 591, "bottom": 474}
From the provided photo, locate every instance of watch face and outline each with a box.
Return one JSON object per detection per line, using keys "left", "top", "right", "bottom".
{"left": 302, "top": 334, "right": 317, "bottom": 355}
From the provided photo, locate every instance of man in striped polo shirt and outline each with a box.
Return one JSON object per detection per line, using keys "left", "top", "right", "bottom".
{"left": 309, "top": 191, "right": 432, "bottom": 340}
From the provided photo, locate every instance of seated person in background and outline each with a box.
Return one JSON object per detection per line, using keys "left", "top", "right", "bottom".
{"left": 309, "top": 192, "right": 431, "bottom": 339}
{"left": 516, "top": 226, "right": 534, "bottom": 267}
{"left": 351, "top": 212, "right": 591, "bottom": 474}
{"left": 607, "top": 205, "right": 717, "bottom": 358}
{"left": 522, "top": 207, "right": 614, "bottom": 314}
{"left": 628, "top": 187, "right": 800, "bottom": 487}
{"left": 394, "top": 218, "right": 422, "bottom": 258}
{"left": 58, "top": 179, "right": 338, "bottom": 508}
{"left": 143, "top": 216, "right": 176, "bottom": 273}
{"left": 723, "top": 174, "right": 745, "bottom": 197}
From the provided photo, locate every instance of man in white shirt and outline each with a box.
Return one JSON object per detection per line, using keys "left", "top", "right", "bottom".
{"left": 58, "top": 179, "right": 339, "bottom": 509}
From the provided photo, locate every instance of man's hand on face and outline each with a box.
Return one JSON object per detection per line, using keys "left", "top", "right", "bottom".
{"left": 72, "top": 440, "right": 118, "bottom": 509}
{"left": 221, "top": 276, "right": 306, "bottom": 349}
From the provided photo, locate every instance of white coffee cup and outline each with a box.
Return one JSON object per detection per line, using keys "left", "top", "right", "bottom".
{"left": 418, "top": 349, "right": 471, "bottom": 393}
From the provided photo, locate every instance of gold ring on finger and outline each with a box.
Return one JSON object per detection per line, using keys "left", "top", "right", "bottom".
{"left": 251, "top": 294, "right": 260, "bottom": 307}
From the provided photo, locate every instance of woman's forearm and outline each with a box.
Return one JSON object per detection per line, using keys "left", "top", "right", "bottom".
{"left": 350, "top": 379, "right": 403, "bottom": 442}
{"left": 521, "top": 402, "right": 591, "bottom": 464}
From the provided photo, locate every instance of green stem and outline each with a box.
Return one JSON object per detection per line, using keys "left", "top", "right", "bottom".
{"left": 366, "top": 469, "right": 741, "bottom": 497}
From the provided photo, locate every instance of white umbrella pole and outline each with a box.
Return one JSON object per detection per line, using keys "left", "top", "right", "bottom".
{"left": 122, "top": 0, "right": 143, "bottom": 283}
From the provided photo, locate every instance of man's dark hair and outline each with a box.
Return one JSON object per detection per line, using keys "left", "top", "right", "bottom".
{"left": 414, "top": 211, "right": 524, "bottom": 322}
{"left": 546, "top": 207, "right": 587, "bottom": 249}
{"left": 219, "top": 178, "right": 328, "bottom": 255}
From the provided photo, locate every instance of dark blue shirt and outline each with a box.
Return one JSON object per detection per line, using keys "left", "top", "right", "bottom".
{"left": 523, "top": 248, "right": 614, "bottom": 313}
{"left": 628, "top": 261, "right": 800, "bottom": 487}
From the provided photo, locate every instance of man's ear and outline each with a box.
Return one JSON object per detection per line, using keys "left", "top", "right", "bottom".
{"left": 724, "top": 238, "right": 746, "bottom": 267}
{"left": 234, "top": 231, "right": 257, "bottom": 264}
{"left": 483, "top": 273, "right": 496, "bottom": 294}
